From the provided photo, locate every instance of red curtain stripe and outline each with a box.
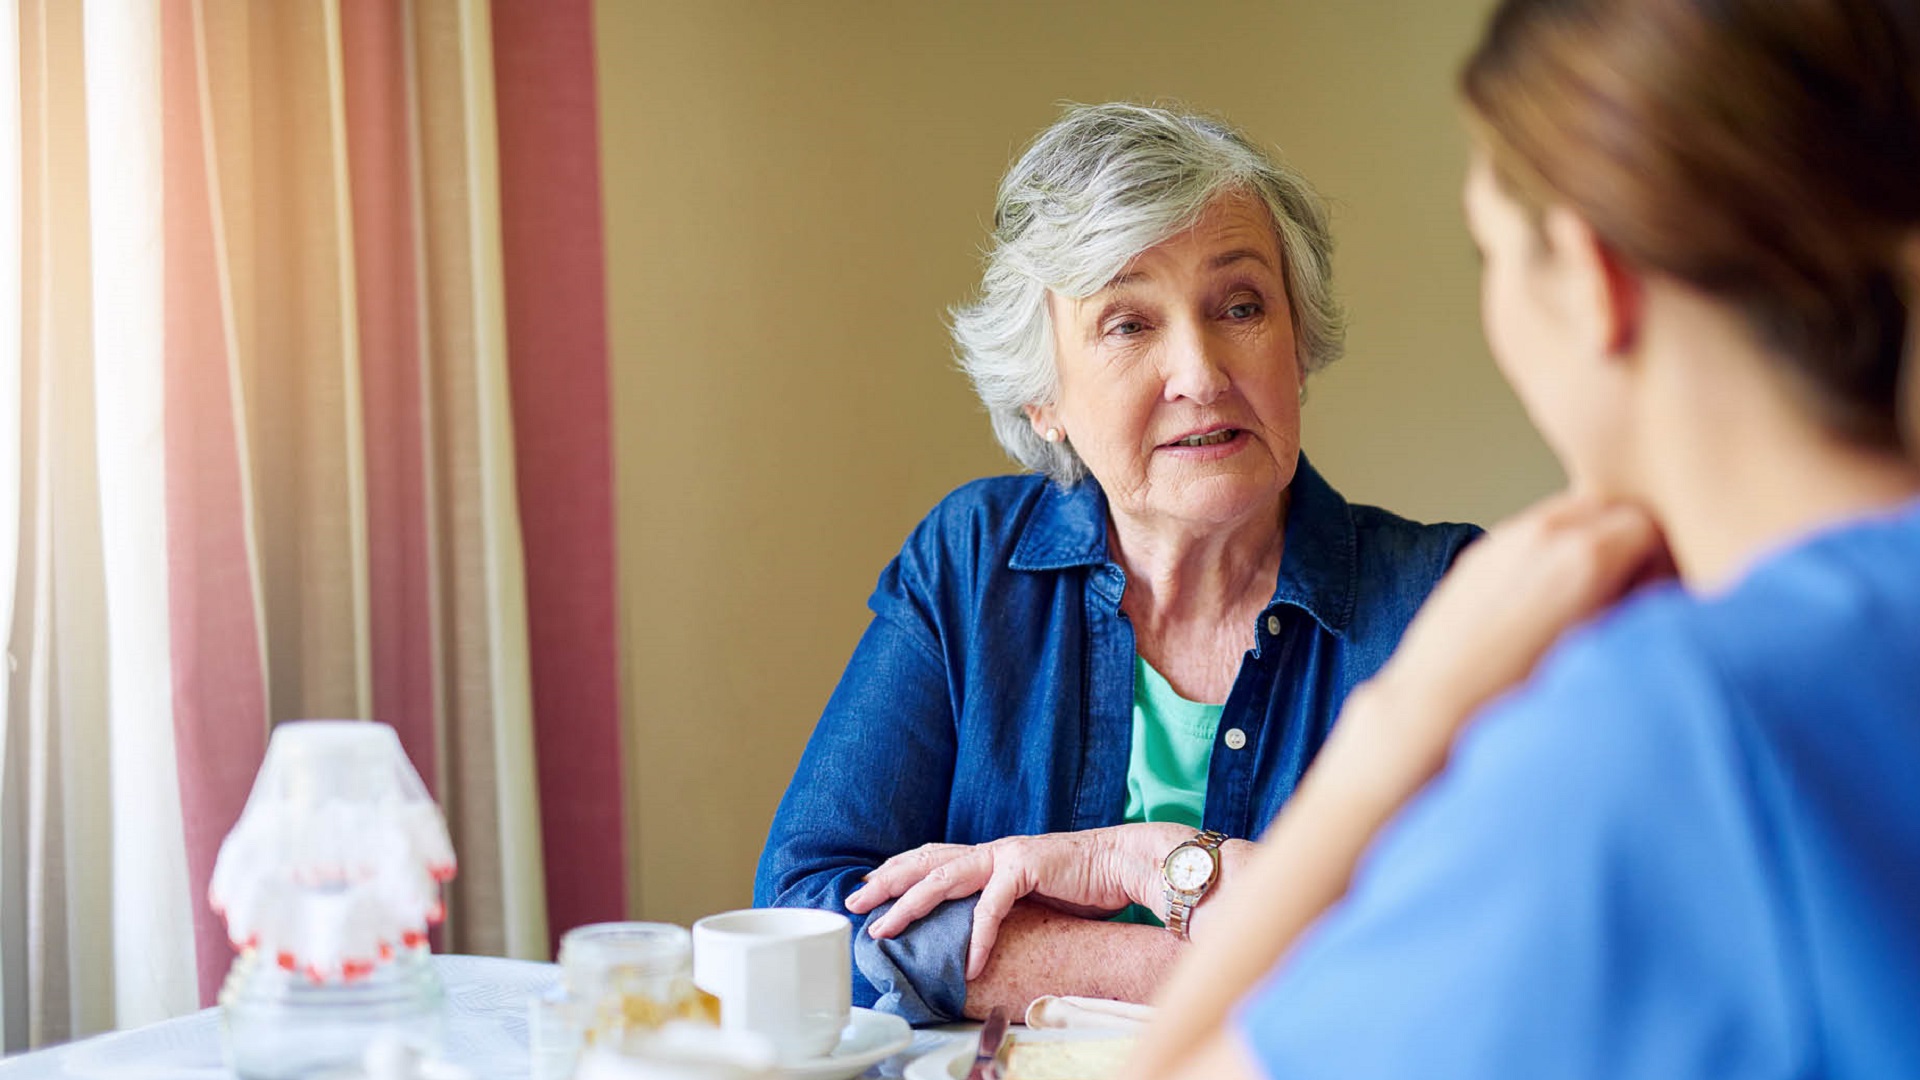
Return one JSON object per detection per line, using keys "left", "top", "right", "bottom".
{"left": 341, "top": 0, "right": 441, "bottom": 803}
{"left": 489, "top": 0, "right": 628, "bottom": 952}
{"left": 159, "top": 0, "right": 273, "bottom": 1006}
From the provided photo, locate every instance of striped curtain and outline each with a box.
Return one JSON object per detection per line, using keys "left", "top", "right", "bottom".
{"left": 0, "top": 0, "right": 625, "bottom": 1050}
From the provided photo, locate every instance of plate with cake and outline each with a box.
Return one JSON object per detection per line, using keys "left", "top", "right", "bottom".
{"left": 905, "top": 1028, "right": 1137, "bottom": 1080}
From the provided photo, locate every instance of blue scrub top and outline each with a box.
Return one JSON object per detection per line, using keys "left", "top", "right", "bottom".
{"left": 1237, "top": 500, "right": 1920, "bottom": 1079}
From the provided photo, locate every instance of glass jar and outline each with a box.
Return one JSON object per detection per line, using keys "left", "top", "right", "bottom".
{"left": 221, "top": 940, "right": 444, "bottom": 1079}
{"left": 534, "top": 922, "right": 721, "bottom": 1079}
{"left": 562, "top": 923, "right": 717, "bottom": 1051}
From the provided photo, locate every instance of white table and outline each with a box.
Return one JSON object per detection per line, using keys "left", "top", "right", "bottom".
{"left": 0, "top": 956, "right": 962, "bottom": 1080}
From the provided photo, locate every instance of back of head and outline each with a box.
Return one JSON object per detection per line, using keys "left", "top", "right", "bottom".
{"left": 1908, "top": 238, "right": 1920, "bottom": 449}
{"left": 1461, "top": 0, "right": 1920, "bottom": 451}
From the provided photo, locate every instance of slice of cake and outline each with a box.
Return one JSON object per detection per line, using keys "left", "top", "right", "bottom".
{"left": 1002, "top": 1034, "right": 1136, "bottom": 1080}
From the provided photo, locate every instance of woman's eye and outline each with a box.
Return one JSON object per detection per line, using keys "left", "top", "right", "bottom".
{"left": 1108, "top": 319, "right": 1146, "bottom": 337}
{"left": 1226, "top": 301, "right": 1262, "bottom": 320}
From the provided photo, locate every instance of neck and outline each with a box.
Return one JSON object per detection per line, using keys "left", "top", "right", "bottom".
{"left": 1107, "top": 490, "right": 1289, "bottom": 633}
{"left": 1628, "top": 302, "right": 1920, "bottom": 590}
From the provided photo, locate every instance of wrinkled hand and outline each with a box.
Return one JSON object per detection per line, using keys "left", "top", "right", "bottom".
{"left": 1330, "top": 491, "right": 1670, "bottom": 804}
{"left": 845, "top": 823, "right": 1186, "bottom": 979}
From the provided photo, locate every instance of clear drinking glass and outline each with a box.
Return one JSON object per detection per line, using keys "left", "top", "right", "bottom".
{"left": 526, "top": 920, "right": 725, "bottom": 1078}
{"left": 564, "top": 923, "right": 718, "bottom": 1049}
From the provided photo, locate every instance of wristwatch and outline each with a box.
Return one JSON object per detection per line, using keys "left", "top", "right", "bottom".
{"left": 1161, "top": 829, "right": 1228, "bottom": 940}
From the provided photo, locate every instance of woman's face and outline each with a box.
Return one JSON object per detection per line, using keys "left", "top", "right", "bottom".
{"left": 1033, "top": 193, "right": 1301, "bottom": 534}
{"left": 1463, "top": 153, "right": 1625, "bottom": 492}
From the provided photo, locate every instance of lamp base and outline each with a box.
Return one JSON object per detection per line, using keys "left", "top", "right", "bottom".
{"left": 220, "top": 944, "right": 444, "bottom": 1079}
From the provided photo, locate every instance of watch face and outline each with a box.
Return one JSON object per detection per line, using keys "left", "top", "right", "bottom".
{"left": 1165, "top": 845, "right": 1215, "bottom": 892}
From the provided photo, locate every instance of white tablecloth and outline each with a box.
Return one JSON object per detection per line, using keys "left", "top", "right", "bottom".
{"left": 0, "top": 955, "right": 554, "bottom": 1080}
{"left": 0, "top": 956, "right": 962, "bottom": 1080}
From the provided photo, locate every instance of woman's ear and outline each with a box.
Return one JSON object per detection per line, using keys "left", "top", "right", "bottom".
{"left": 1544, "top": 206, "right": 1644, "bottom": 360}
{"left": 1024, "top": 403, "right": 1061, "bottom": 442}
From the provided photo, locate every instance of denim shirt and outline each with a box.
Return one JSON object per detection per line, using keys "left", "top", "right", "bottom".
{"left": 754, "top": 456, "right": 1479, "bottom": 1024}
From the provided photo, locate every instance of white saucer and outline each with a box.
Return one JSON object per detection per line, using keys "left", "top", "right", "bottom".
{"left": 779, "top": 1007, "right": 914, "bottom": 1080}
{"left": 903, "top": 1037, "right": 976, "bottom": 1080}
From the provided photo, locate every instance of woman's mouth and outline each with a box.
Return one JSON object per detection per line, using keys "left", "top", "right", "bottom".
{"left": 1165, "top": 428, "right": 1241, "bottom": 448}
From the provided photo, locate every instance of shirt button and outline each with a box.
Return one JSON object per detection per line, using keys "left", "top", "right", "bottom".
{"left": 1265, "top": 614, "right": 1281, "bottom": 636}
{"left": 1224, "top": 728, "right": 1247, "bottom": 750}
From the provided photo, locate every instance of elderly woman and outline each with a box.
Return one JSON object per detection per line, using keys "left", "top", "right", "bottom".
{"left": 754, "top": 102, "right": 1478, "bottom": 1024}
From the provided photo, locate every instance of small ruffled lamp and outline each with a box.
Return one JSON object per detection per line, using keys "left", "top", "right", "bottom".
{"left": 210, "top": 720, "right": 458, "bottom": 1079}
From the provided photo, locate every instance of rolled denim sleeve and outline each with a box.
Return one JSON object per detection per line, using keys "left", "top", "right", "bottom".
{"left": 853, "top": 896, "right": 976, "bottom": 1024}
{"left": 754, "top": 574, "right": 972, "bottom": 1023}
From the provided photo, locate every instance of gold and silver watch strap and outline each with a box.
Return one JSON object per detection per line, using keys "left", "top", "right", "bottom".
{"left": 1163, "top": 829, "right": 1228, "bottom": 940}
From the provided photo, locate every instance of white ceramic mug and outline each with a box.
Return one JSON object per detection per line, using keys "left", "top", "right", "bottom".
{"left": 691, "top": 908, "right": 850, "bottom": 1062}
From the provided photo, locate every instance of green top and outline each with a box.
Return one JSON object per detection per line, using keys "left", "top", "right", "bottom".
{"left": 1115, "top": 654, "right": 1223, "bottom": 925}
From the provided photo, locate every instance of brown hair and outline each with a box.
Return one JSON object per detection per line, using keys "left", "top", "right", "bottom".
{"left": 1907, "top": 240, "right": 1920, "bottom": 450}
{"left": 1461, "top": 0, "right": 1920, "bottom": 451}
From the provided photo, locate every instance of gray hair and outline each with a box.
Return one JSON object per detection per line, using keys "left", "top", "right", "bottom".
{"left": 951, "top": 102, "right": 1346, "bottom": 485}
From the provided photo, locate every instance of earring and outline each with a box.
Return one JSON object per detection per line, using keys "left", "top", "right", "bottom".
{"left": 1044, "top": 427, "right": 1063, "bottom": 444}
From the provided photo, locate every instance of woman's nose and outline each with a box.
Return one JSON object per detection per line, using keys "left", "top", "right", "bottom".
{"left": 1162, "top": 324, "right": 1231, "bottom": 403}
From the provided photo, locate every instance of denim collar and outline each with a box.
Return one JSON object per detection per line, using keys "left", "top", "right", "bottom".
{"left": 1008, "top": 453, "right": 1356, "bottom": 637}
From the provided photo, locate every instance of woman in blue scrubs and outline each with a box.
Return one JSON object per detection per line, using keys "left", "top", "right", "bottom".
{"left": 1132, "top": 1, "right": 1920, "bottom": 1077}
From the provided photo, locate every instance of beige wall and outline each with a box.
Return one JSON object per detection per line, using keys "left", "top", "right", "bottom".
{"left": 592, "top": 0, "right": 1561, "bottom": 926}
